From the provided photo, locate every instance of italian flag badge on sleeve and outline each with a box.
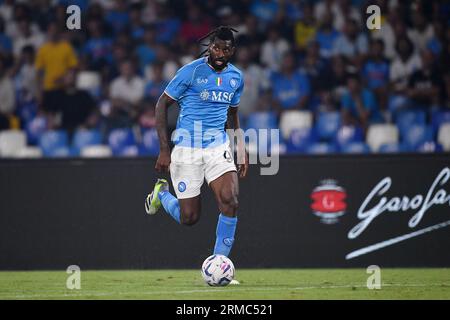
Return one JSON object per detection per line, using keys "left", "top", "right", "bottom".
{"left": 216, "top": 77, "right": 222, "bottom": 86}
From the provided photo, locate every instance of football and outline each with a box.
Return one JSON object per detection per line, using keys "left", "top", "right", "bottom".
{"left": 201, "top": 254, "right": 235, "bottom": 286}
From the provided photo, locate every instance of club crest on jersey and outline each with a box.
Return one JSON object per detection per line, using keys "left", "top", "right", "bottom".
{"left": 230, "top": 78, "right": 238, "bottom": 88}
{"left": 200, "top": 89, "right": 210, "bottom": 101}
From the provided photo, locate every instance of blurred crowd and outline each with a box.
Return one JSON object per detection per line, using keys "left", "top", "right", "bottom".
{"left": 0, "top": 0, "right": 449, "bottom": 154}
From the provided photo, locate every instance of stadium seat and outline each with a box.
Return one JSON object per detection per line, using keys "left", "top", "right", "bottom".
{"left": 46, "top": 146, "right": 72, "bottom": 158}
{"left": 15, "top": 146, "right": 43, "bottom": 158}
{"left": 285, "top": 128, "right": 317, "bottom": 154}
{"left": 117, "top": 145, "right": 139, "bottom": 157}
{"left": 72, "top": 129, "right": 102, "bottom": 155}
{"left": 0, "top": 130, "right": 27, "bottom": 157}
{"left": 395, "top": 109, "right": 426, "bottom": 138}
{"left": 437, "top": 123, "right": 450, "bottom": 151}
{"left": 81, "top": 145, "right": 113, "bottom": 158}
{"left": 39, "top": 130, "right": 69, "bottom": 157}
{"left": 279, "top": 110, "right": 312, "bottom": 140}
{"left": 333, "top": 125, "right": 364, "bottom": 150}
{"left": 315, "top": 112, "right": 341, "bottom": 140}
{"left": 416, "top": 141, "right": 443, "bottom": 153}
{"left": 306, "top": 142, "right": 337, "bottom": 155}
{"left": 431, "top": 110, "right": 450, "bottom": 133}
{"left": 340, "top": 142, "right": 371, "bottom": 154}
{"left": 402, "top": 125, "right": 433, "bottom": 151}
{"left": 76, "top": 71, "right": 101, "bottom": 98}
{"left": 108, "top": 128, "right": 136, "bottom": 155}
{"left": 139, "top": 128, "right": 159, "bottom": 156}
{"left": 246, "top": 111, "right": 278, "bottom": 130}
{"left": 366, "top": 124, "right": 399, "bottom": 152}
{"left": 25, "top": 116, "right": 47, "bottom": 145}
{"left": 379, "top": 143, "right": 406, "bottom": 153}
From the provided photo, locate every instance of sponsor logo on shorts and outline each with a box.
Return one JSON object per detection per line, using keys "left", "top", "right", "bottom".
{"left": 178, "top": 181, "right": 187, "bottom": 192}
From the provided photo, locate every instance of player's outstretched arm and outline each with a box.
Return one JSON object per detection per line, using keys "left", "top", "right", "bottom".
{"left": 155, "top": 92, "right": 176, "bottom": 173}
{"left": 228, "top": 107, "right": 249, "bottom": 178}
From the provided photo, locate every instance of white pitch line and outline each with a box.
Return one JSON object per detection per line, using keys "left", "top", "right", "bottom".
{"left": 2, "top": 283, "right": 449, "bottom": 299}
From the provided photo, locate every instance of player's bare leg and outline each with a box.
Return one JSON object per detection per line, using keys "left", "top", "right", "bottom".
{"left": 210, "top": 170, "right": 240, "bottom": 284}
{"left": 179, "top": 196, "right": 202, "bottom": 226}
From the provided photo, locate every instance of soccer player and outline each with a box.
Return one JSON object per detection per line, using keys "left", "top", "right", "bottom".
{"left": 145, "top": 26, "right": 248, "bottom": 262}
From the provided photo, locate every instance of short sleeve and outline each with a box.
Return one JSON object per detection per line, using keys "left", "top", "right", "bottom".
{"left": 230, "top": 75, "right": 245, "bottom": 107}
{"left": 164, "top": 65, "right": 192, "bottom": 100}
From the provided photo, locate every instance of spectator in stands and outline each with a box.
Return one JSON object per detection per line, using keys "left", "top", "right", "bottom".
{"left": 83, "top": 19, "right": 113, "bottom": 71}
{"left": 41, "top": 69, "right": 97, "bottom": 135}
{"left": 293, "top": 3, "right": 316, "bottom": 53}
{"left": 105, "top": 0, "right": 130, "bottom": 35}
{"left": 270, "top": 52, "right": 310, "bottom": 113}
{"left": 12, "top": 17, "right": 44, "bottom": 59}
{"left": 260, "top": 26, "right": 290, "bottom": 72}
{"left": 180, "top": 4, "right": 211, "bottom": 45}
{"left": 250, "top": 0, "right": 280, "bottom": 28}
{"left": 314, "top": 10, "right": 340, "bottom": 59}
{"left": 235, "top": 46, "right": 268, "bottom": 117}
{"left": 362, "top": 39, "right": 390, "bottom": 110}
{"left": 0, "top": 56, "right": 15, "bottom": 130}
{"left": 12, "top": 45, "right": 38, "bottom": 105}
{"left": 129, "top": 2, "right": 145, "bottom": 41}
{"left": 332, "top": 18, "right": 368, "bottom": 66}
{"left": 35, "top": 21, "right": 78, "bottom": 100}
{"left": 407, "top": 49, "right": 443, "bottom": 110}
{"left": 143, "top": 61, "right": 167, "bottom": 103}
{"left": 389, "top": 36, "right": 422, "bottom": 111}
{"left": 136, "top": 25, "right": 157, "bottom": 73}
{"left": 408, "top": 11, "right": 435, "bottom": 52}
{"left": 341, "top": 73, "right": 382, "bottom": 130}
{"left": 108, "top": 59, "right": 144, "bottom": 129}
{"left": 0, "top": 16, "right": 12, "bottom": 56}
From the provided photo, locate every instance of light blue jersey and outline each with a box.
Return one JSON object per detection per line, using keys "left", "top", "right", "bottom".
{"left": 164, "top": 57, "right": 244, "bottom": 148}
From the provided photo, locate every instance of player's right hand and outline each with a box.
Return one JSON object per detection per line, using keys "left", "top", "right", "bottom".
{"left": 155, "top": 150, "right": 171, "bottom": 173}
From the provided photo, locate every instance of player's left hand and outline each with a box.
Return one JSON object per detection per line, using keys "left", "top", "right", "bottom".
{"left": 237, "top": 151, "right": 249, "bottom": 178}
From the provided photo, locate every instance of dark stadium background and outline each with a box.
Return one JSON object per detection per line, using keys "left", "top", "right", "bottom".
{"left": 0, "top": 0, "right": 449, "bottom": 271}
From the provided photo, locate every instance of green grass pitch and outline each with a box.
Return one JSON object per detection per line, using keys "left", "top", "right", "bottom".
{"left": 0, "top": 269, "right": 449, "bottom": 300}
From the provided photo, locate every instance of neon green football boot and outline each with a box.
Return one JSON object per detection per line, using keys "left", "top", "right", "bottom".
{"left": 145, "top": 179, "right": 169, "bottom": 215}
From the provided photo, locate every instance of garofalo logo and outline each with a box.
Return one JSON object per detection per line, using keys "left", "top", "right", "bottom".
{"left": 346, "top": 167, "right": 450, "bottom": 260}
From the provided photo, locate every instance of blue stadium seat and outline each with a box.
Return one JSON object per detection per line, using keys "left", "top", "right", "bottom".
{"left": 315, "top": 112, "right": 341, "bottom": 140}
{"left": 71, "top": 129, "right": 102, "bottom": 155}
{"left": 416, "top": 141, "right": 443, "bottom": 153}
{"left": 46, "top": 146, "right": 73, "bottom": 158}
{"left": 431, "top": 110, "right": 450, "bottom": 133}
{"left": 402, "top": 124, "right": 433, "bottom": 151}
{"left": 139, "top": 128, "right": 159, "bottom": 156}
{"left": 25, "top": 116, "right": 47, "bottom": 145}
{"left": 379, "top": 143, "right": 406, "bottom": 153}
{"left": 396, "top": 109, "right": 426, "bottom": 138}
{"left": 333, "top": 125, "right": 364, "bottom": 150}
{"left": 39, "top": 130, "right": 69, "bottom": 156}
{"left": 306, "top": 142, "right": 337, "bottom": 155}
{"left": 116, "top": 145, "right": 139, "bottom": 157}
{"left": 245, "top": 111, "right": 278, "bottom": 130}
{"left": 285, "top": 128, "right": 317, "bottom": 154}
{"left": 108, "top": 128, "right": 136, "bottom": 155}
{"left": 340, "top": 142, "right": 371, "bottom": 154}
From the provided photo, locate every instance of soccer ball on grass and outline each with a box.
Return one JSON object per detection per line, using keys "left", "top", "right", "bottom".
{"left": 201, "top": 254, "right": 235, "bottom": 286}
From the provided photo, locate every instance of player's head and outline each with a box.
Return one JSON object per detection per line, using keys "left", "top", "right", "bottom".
{"left": 199, "top": 26, "right": 237, "bottom": 71}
